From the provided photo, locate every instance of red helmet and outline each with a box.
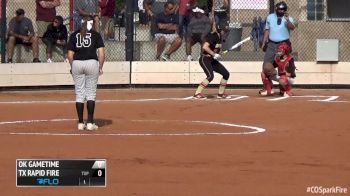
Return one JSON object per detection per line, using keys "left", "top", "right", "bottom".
{"left": 277, "top": 42, "right": 290, "bottom": 56}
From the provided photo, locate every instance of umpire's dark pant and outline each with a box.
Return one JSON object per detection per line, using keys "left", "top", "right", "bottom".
{"left": 199, "top": 55, "right": 230, "bottom": 82}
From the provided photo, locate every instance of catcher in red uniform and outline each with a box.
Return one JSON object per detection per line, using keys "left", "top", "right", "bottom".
{"left": 259, "top": 42, "right": 296, "bottom": 97}
{"left": 275, "top": 42, "right": 295, "bottom": 97}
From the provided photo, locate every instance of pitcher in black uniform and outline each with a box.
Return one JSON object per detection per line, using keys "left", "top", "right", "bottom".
{"left": 67, "top": 17, "right": 105, "bottom": 131}
{"left": 193, "top": 22, "right": 231, "bottom": 99}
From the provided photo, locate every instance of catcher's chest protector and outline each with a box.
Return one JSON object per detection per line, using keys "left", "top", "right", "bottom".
{"left": 276, "top": 55, "right": 293, "bottom": 75}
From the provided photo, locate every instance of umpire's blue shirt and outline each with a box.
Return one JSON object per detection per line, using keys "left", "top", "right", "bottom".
{"left": 265, "top": 13, "right": 295, "bottom": 42}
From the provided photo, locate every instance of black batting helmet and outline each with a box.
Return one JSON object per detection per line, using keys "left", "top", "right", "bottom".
{"left": 275, "top": 1, "right": 288, "bottom": 11}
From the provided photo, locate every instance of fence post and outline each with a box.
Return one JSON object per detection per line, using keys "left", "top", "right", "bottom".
{"left": 0, "top": 0, "right": 7, "bottom": 63}
{"left": 125, "top": 0, "right": 134, "bottom": 61}
{"left": 269, "top": 0, "right": 275, "bottom": 14}
{"left": 69, "top": 0, "right": 74, "bottom": 32}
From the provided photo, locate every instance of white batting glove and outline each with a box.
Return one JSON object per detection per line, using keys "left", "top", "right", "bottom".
{"left": 213, "top": 53, "right": 221, "bottom": 60}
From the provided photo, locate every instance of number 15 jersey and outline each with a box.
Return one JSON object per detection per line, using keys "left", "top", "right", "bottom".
{"left": 67, "top": 30, "right": 105, "bottom": 61}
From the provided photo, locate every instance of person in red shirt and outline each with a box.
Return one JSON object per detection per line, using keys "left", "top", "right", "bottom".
{"left": 100, "top": 0, "right": 116, "bottom": 40}
{"left": 36, "top": 0, "right": 61, "bottom": 38}
{"left": 178, "top": 0, "right": 197, "bottom": 39}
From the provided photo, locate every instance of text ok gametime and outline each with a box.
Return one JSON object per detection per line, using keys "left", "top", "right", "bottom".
{"left": 16, "top": 159, "right": 106, "bottom": 187}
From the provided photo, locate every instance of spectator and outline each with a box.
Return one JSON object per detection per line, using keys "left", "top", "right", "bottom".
{"left": 36, "top": 0, "right": 61, "bottom": 39}
{"left": 100, "top": 0, "right": 116, "bottom": 40}
{"left": 147, "top": 0, "right": 174, "bottom": 16}
{"left": 186, "top": 7, "right": 211, "bottom": 61}
{"left": 138, "top": 0, "right": 151, "bottom": 27}
{"left": 211, "top": 0, "right": 229, "bottom": 26}
{"left": 42, "top": 15, "right": 68, "bottom": 63}
{"left": 178, "top": 0, "right": 197, "bottom": 39}
{"left": 7, "top": 9, "right": 40, "bottom": 63}
{"left": 74, "top": 0, "right": 100, "bottom": 32}
{"left": 145, "top": 0, "right": 174, "bottom": 38}
{"left": 155, "top": 1, "right": 182, "bottom": 61}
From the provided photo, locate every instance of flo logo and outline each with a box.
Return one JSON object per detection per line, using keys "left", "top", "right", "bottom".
{"left": 36, "top": 178, "right": 59, "bottom": 185}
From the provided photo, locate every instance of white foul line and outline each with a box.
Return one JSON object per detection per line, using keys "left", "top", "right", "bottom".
{"left": 0, "top": 118, "right": 266, "bottom": 136}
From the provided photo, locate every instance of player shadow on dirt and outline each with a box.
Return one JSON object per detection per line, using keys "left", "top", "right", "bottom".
{"left": 94, "top": 119, "right": 113, "bottom": 127}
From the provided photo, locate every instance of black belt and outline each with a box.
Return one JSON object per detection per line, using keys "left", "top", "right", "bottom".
{"left": 269, "top": 39, "right": 289, "bottom": 44}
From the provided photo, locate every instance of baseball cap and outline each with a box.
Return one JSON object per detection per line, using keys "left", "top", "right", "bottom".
{"left": 192, "top": 7, "right": 205, "bottom": 14}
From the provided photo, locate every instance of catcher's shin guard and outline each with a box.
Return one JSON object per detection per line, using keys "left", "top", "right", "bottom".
{"left": 279, "top": 75, "right": 292, "bottom": 96}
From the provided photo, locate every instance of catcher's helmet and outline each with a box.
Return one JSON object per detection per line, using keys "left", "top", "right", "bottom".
{"left": 277, "top": 42, "right": 290, "bottom": 56}
{"left": 275, "top": 1, "right": 288, "bottom": 11}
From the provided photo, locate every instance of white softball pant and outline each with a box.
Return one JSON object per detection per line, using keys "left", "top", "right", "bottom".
{"left": 72, "top": 59, "right": 99, "bottom": 103}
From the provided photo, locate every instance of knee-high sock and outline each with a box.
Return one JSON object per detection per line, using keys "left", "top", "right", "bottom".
{"left": 87, "top": 100, "right": 95, "bottom": 123}
{"left": 195, "top": 79, "right": 209, "bottom": 95}
{"left": 76, "top": 102, "right": 84, "bottom": 123}
{"left": 218, "top": 78, "right": 228, "bottom": 95}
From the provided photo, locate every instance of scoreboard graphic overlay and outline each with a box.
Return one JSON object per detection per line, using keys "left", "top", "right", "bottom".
{"left": 16, "top": 159, "right": 106, "bottom": 187}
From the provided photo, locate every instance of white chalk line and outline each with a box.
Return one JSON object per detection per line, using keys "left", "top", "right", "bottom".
{"left": 309, "top": 100, "right": 349, "bottom": 103}
{"left": 184, "top": 95, "right": 249, "bottom": 101}
{"left": 268, "top": 97, "right": 289, "bottom": 101}
{"left": 268, "top": 95, "right": 343, "bottom": 102}
{"left": 0, "top": 98, "right": 184, "bottom": 104}
{"left": 0, "top": 95, "right": 251, "bottom": 104}
{"left": 0, "top": 95, "right": 347, "bottom": 104}
{"left": 0, "top": 118, "right": 266, "bottom": 136}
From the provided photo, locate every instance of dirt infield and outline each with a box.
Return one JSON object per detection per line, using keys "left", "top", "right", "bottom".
{"left": 0, "top": 88, "right": 349, "bottom": 196}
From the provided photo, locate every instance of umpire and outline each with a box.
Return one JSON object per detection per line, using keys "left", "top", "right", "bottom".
{"left": 259, "top": 1, "right": 296, "bottom": 96}
{"left": 67, "top": 16, "right": 105, "bottom": 131}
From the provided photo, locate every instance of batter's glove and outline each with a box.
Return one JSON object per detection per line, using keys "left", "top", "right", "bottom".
{"left": 213, "top": 53, "right": 221, "bottom": 60}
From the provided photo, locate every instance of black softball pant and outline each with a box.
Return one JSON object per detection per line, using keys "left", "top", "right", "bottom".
{"left": 199, "top": 55, "right": 230, "bottom": 82}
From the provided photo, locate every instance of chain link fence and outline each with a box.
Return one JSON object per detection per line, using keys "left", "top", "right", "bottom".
{"left": 1, "top": 0, "right": 350, "bottom": 63}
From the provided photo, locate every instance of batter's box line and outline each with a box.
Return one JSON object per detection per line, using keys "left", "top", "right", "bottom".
{"left": 184, "top": 95, "right": 249, "bottom": 101}
{"left": 267, "top": 95, "right": 345, "bottom": 102}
